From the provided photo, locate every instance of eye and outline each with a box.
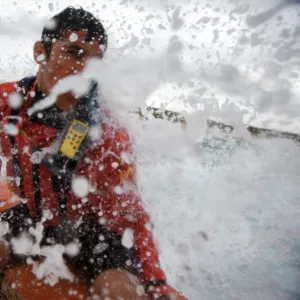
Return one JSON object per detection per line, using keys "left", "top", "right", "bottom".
{"left": 66, "top": 48, "right": 85, "bottom": 58}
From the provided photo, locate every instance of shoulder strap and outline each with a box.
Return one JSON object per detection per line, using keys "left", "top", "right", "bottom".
{"left": 6, "top": 76, "right": 35, "bottom": 121}
{"left": 5, "top": 77, "right": 36, "bottom": 218}
{"left": 18, "top": 76, "right": 36, "bottom": 98}
{"left": 8, "top": 76, "right": 36, "bottom": 121}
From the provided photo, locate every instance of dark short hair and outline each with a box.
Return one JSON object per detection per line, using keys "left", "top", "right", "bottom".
{"left": 41, "top": 6, "right": 107, "bottom": 57}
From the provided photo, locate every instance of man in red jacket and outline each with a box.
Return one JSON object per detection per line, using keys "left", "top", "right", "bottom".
{"left": 0, "top": 6, "right": 186, "bottom": 300}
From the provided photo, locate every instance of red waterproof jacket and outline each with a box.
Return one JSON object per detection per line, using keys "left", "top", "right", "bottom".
{"left": 0, "top": 78, "right": 186, "bottom": 299}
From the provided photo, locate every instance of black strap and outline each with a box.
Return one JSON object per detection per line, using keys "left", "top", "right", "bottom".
{"left": 51, "top": 173, "right": 70, "bottom": 223}
{"left": 18, "top": 76, "right": 36, "bottom": 99}
{"left": 8, "top": 114, "right": 30, "bottom": 218}
{"left": 18, "top": 77, "right": 44, "bottom": 221}
{"left": 32, "top": 164, "right": 42, "bottom": 220}
{"left": 8, "top": 135, "right": 26, "bottom": 200}
{"left": 7, "top": 77, "right": 32, "bottom": 200}
{"left": 5, "top": 77, "right": 39, "bottom": 219}
{"left": 2, "top": 77, "right": 36, "bottom": 218}
{"left": 58, "top": 189, "right": 67, "bottom": 222}
{"left": 30, "top": 142, "right": 68, "bottom": 222}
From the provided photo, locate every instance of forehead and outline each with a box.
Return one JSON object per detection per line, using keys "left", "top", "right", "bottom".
{"left": 56, "top": 30, "right": 103, "bottom": 55}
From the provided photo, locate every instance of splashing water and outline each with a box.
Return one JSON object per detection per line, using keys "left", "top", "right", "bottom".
{"left": 0, "top": 0, "right": 299, "bottom": 299}
{"left": 131, "top": 116, "right": 300, "bottom": 300}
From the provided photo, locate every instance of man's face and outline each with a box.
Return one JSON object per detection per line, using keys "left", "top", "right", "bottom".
{"left": 36, "top": 30, "right": 103, "bottom": 111}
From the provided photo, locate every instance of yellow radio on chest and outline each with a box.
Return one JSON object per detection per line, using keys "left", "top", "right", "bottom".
{"left": 40, "top": 80, "right": 103, "bottom": 180}
{"left": 59, "top": 120, "right": 89, "bottom": 159}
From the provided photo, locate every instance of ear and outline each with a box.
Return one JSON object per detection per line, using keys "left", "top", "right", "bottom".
{"left": 33, "top": 41, "right": 47, "bottom": 65}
